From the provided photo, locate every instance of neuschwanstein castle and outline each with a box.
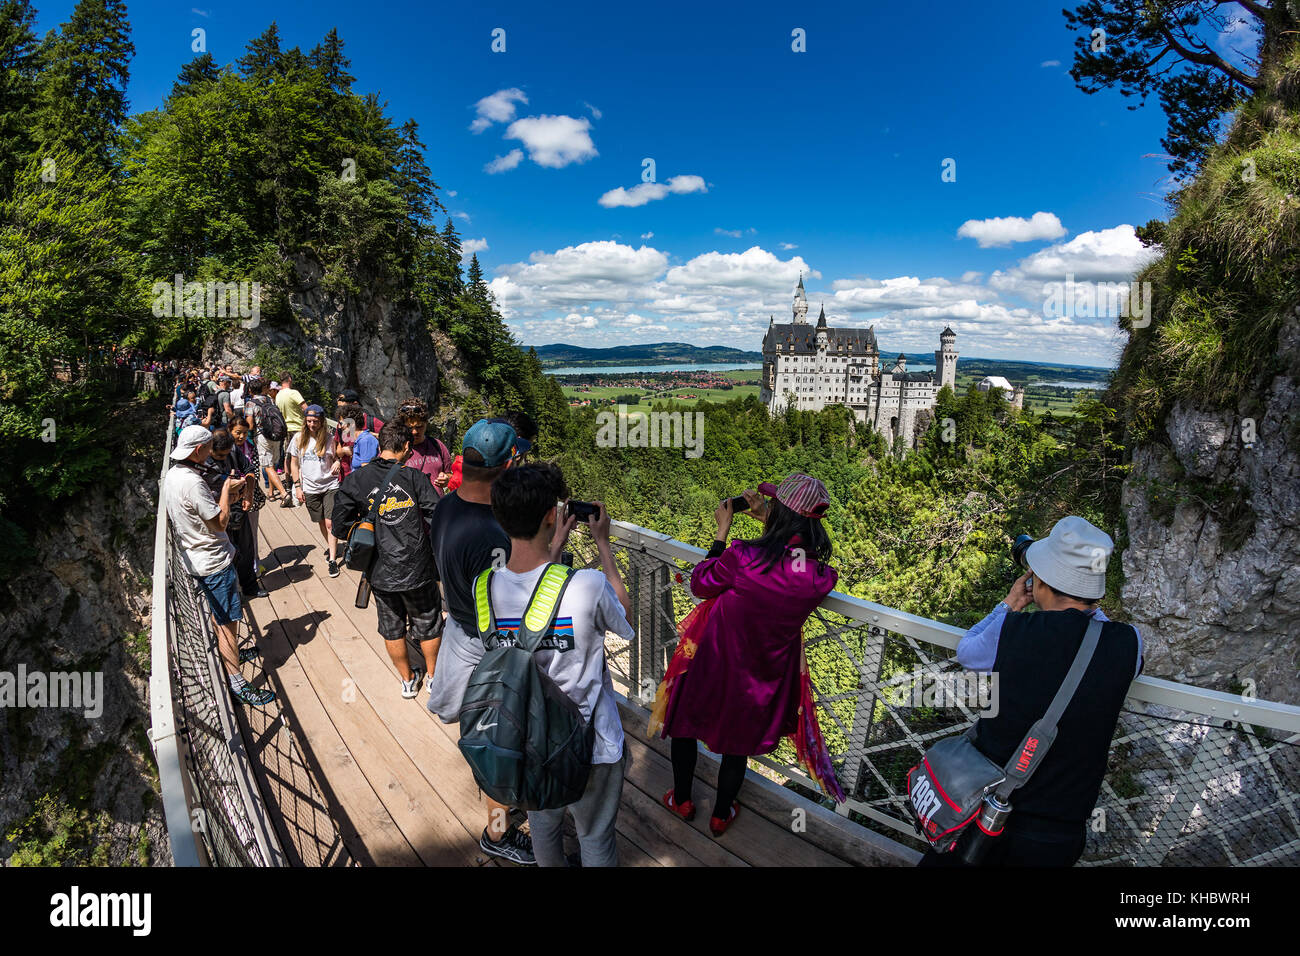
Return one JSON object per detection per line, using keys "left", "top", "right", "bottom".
{"left": 759, "top": 277, "right": 958, "bottom": 445}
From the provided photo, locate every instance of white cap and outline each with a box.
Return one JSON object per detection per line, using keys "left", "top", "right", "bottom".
{"left": 1025, "top": 516, "right": 1113, "bottom": 600}
{"left": 268, "top": 381, "right": 281, "bottom": 389}
{"left": 172, "top": 425, "right": 214, "bottom": 460}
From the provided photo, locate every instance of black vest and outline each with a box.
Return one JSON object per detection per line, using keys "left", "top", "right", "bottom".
{"left": 974, "top": 609, "right": 1139, "bottom": 824}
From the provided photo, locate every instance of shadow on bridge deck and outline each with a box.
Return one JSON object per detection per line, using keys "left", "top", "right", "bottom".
{"left": 234, "top": 494, "right": 911, "bottom": 867}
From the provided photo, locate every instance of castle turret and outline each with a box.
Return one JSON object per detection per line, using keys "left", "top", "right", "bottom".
{"left": 934, "top": 325, "right": 957, "bottom": 391}
{"left": 793, "top": 273, "right": 809, "bottom": 324}
{"left": 816, "top": 304, "right": 828, "bottom": 350}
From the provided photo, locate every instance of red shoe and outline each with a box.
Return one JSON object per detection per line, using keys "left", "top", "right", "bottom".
{"left": 661, "top": 789, "right": 696, "bottom": 822}
{"left": 709, "top": 803, "right": 739, "bottom": 837}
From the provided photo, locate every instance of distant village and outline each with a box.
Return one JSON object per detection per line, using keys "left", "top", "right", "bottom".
{"left": 560, "top": 369, "right": 741, "bottom": 406}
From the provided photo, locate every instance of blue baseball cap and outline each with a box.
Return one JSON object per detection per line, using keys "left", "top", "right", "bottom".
{"left": 304, "top": 404, "right": 325, "bottom": 418}
{"left": 463, "top": 418, "right": 527, "bottom": 467}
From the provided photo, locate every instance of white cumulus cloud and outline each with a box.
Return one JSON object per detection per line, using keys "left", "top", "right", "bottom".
{"left": 597, "top": 175, "right": 707, "bottom": 208}
{"left": 957, "top": 211, "right": 1067, "bottom": 248}
{"left": 470, "top": 88, "right": 528, "bottom": 133}
{"left": 461, "top": 238, "right": 488, "bottom": 258}
{"left": 505, "top": 115, "right": 597, "bottom": 168}
{"left": 484, "top": 149, "right": 524, "bottom": 174}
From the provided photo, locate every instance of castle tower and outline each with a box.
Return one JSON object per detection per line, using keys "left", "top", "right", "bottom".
{"left": 793, "top": 273, "right": 809, "bottom": 324}
{"left": 934, "top": 326, "right": 957, "bottom": 391}
{"left": 816, "top": 303, "right": 828, "bottom": 350}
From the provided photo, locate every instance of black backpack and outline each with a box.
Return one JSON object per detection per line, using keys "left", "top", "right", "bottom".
{"left": 458, "top": 564, "right": 594, "bottom": 811}
{"left": 253, "top": 395, "right": 287, "bottom": 442}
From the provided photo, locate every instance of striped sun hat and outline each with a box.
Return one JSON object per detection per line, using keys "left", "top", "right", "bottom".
{"left": 757, "top": 473, "right": 831, "bottom": 518}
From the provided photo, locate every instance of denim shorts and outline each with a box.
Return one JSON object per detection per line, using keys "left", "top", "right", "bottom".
{"left": 196, "top": 562, "right": 242, "bottom": 626}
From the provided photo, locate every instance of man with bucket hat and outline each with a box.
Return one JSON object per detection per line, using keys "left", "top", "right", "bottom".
{"left": 921, "top": 515, "right": 1143, "bottom": 867}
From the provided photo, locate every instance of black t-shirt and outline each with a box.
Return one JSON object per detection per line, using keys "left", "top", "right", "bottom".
{"left": 428, "top": 490, "right": 510, "bottom": 634}
{"left": 332, "top": 458, "right": 440, "bottom": 592}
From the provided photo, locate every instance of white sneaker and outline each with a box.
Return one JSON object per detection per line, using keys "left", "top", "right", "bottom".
{"left": 424, "top": 672, "right": 437, "bottom": 696}
{"left": 400, "top": 675, "right": 419, "bottom": 699}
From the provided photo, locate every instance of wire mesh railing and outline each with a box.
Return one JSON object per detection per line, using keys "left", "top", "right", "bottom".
{"left": 149, "top": 414, "right": 285, "bottom": 867}
{"left": 572, "top": 520, "right": 1300, "bottom": 867}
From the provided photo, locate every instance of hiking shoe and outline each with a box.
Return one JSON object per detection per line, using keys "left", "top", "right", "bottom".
{"left": 480, "top": 825, "right": 536, "bottom": 865}
{"left": 661, "top": 789, "right": 696, "bottom": 822}
{"left": 233, "top": 684, "right": 276, "bottom": 707}
{"left": 238, "top": 646, "right": 262, "bottom": 664}
{"left": 400, "top": 674, "right": 420, "bottom": 699}
{"left": 327, "top": 559, "right": 340, "bottom": 578}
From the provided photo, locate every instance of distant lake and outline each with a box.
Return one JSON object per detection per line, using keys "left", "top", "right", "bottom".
{"left": 1038, "top": 380, "right": 1105, "bottom": 390}
{"left": 546, "top": 362, "right": 762, "bottom": 375}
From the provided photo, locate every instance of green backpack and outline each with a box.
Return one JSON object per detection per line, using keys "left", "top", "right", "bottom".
{"left": 457, "top": 563, "right": 594, "bottom": 810}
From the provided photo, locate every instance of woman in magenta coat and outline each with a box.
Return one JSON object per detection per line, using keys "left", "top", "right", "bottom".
{"left": 651, "top": 473, "right": 843, "bottom": 836}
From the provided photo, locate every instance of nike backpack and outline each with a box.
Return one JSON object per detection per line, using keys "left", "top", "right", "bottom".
{"left": 458, "top": 563, "right": 594, "bottom": 811}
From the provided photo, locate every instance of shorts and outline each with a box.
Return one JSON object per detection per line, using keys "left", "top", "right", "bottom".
{"left": 305, "top": 489, "right": 336, "bottom": 522}
{"left": 256, "top": 434, "right": 281, "bottom": 470}
{"left": 195, "top": 562, "right": 242, "bottom": 626}
{"left": 373, "top": 582, "right": 443, "bottom": 643}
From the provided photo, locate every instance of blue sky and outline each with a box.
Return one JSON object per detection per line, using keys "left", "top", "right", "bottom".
{"left": 38, "top": 1, "right": 1263, "bottom": 365}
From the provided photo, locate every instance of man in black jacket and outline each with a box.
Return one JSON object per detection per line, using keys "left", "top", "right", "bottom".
{"left": 923, "top": 515, "right": 1144, "bottom": 867}
{"left": 332, "top": 420, "right": 443, "bottom": 699}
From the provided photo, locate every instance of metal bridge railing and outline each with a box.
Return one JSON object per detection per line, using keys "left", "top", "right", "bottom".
{"left": 572, "top": 521, "right": 1300, "bottom": 867}
{"left": 148, "top": 414, "right": 285, "bottom": 866}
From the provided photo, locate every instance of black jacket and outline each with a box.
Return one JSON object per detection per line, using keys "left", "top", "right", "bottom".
{"left": 332, "top": 457, "right": 439, "bottom": 592}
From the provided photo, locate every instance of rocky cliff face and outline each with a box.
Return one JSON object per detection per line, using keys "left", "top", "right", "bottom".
{"left": 1120, "top": 310, "right": 1300, "bottom": 705}
{"left": 0, "top": 409, "right": 171, "bottom": 865}
{"left": 209, "top": 255, "right": 469, "bottom": 417}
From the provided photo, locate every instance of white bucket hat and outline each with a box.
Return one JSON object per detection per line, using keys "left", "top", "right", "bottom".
{"left": 171, "top": 424, "right": 214, "bottom": 460}
{"left": 1025, "top": 516, "right": 1113, "bottom": 600}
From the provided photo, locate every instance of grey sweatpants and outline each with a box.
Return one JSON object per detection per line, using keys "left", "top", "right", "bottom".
{"left": 527, "top": 747, "right": 627, "bottom": 867}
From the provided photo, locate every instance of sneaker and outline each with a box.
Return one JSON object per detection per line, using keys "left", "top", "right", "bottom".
{"left": 424, "top": 671, "right": 437, "bottom": 696}
{"left": 233, "top": 684, "right": 276, "bottom": 707}
{"left": 661, "top": 788, "right": 696, "bottom": 822}
{"left": 238, "top": 646, "right": 262, "bottom": 664}
{"left": 480, "top": 825, "right": 536, "bottom": 865}
{"left": 400, "top": 674, "right": 420, "bottom": 699}
{"left": 327, "top": 559, "right": 340, "bottom": 578}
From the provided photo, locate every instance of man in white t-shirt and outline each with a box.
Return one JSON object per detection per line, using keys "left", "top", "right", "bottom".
{"left": 482, "top": 461, "right": 634, "bottom": 867}
{"left": 163, "top": 425, "right": 275, "bottom": 707}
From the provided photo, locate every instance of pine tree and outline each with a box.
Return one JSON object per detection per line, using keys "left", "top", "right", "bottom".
{"left": 238, "top": 22, "right": 282, "bottom": 81}
{"left": 33, "top": 0, "right": 134, "bottom": 173}
{"left": 310, "top": 27, "right": 354, "bottom": 95}
{"left": 0, "top": 0, "right": 39, "bottom": 202}
{"left": 169, "top": 52, "right": 219, "bottom": 100}
{"left": 395, "top": 118, "right": 441, "bottom": 225}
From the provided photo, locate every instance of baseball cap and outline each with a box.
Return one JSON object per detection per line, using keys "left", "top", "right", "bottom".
{"left": 757, "top": 473, "right": 831, "bottom": 518}
{"left": 486, "top": 416, "right": 532, "bottom": 456}
{"left": 304, "top": 404, "right": 325, "bottom": 418}
{"left": 463, "top": 418, "right": 522, "bottom": 468}
{"left": 268, "top": 381, "right": 280, "bottom": 390}
{"left": 339, "top": 388, "right": 360, "bottom": 403}
{"left": 172, "top": 424, "right": 214, "bottom": 460}
{"left": 1024, "top": 516, "right": 1113, "bottom": 600}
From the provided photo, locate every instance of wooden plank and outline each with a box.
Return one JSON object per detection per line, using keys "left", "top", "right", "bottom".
{"left": 619, "top": 697, "right": 919, "bottom": 866}
{"left": 622, "top": 730, "right": 847, "bottom": 868}
{"left": 259, "top": 504, "right": 482, "bottom": 867}
{"left": 252, "top": 546, "right": 420, "bottom": 866}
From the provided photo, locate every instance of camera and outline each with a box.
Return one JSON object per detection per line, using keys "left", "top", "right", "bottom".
{"left": 568, "top": 500, "right": 600, "bottom": 521}
{"left": 1011, "top": 534, "right": 1035, "bottom": 570}
{"left": 726, "top": 495, "right": 749, "bottom": 513}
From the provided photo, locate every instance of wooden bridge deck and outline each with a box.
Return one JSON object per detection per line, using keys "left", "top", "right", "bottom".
{"left": 232, "top": 493, "right": 907, "bottom": 867}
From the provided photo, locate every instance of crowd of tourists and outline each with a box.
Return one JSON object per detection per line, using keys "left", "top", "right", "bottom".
{"left": 162, "top": 359, "right": 1142, "bottom": 869}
